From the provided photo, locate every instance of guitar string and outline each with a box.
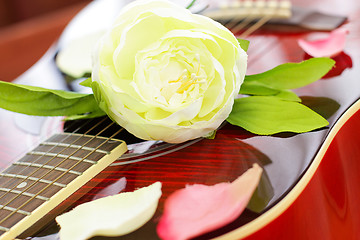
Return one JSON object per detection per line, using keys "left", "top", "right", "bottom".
{"left": 0, "top": 120, "right": 109, "bottom": 231}
{"left": 0, "top": 119, "right": 121, "bottom": 227}
{"left": 0, "top": 122, "right": 124, "bottom": 227}
{"left": 0, "top": 117, "right": 105, "bottom": 203}
{"left": 247, "top": 37, "right": 279, "bottom": 67}
{"left": 229, "top": 16, "right": 257, "bottom": 34}
{"left": 225, "top": 0, "right": 290, "bottom": 68}
{"left": 0, "top": 119, "right": 88, "bottom": 194}
{"left": 0, "top": 117, "right": 113, "bottom": 223}
{"left": 227, "top": 0, "right": 285, "bottom": 38}
{"left": 239, "top": 15, "right": 273, "bottom": 38}
{"left": 0, "top": 119, "right": 85, "bottom": 204}
{"left": 0, "top": 117, "right": 109, "bottom": 204}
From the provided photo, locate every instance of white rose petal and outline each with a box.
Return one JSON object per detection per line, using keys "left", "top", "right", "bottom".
{"left": 56, "top": 31, "right": 105, "bottom": 78}
{"left": 56, "top": 182, "right": 162, "bottom": 240}
{"left": 92, "top": 0, "right": 248, "bottom": 143}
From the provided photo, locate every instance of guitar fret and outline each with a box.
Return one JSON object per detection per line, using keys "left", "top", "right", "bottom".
{"left": 55, "top": 133, "right": 124, "bottom": 152}
{"left": 0, "top": 173, "right": 67, "bottom": 188}
{"left": 0, "top": 118, "right": 127, "bottom": 239}
{"left": 0, "top": 188, "right": 49, "bottom": 201}
{"left": 60, "top": 132, "right": 121, "bottom": 141}
{"left": 0, "top": 205, "right": 30, "bottom": 216}
{"left": 27, "top": 151, "right": 96, "bottom": 165}
{"left": 13, "top": 162, "right": 82, "bottom": 176}
{"left": 41, "top": 142, "right": 110, "bottom": 154}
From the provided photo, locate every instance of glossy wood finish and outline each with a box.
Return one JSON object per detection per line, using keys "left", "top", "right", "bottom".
{"left": 217, "top": 0, "right": 360, "bottom": 238}
{"left": 29, "top": 122, "right": 271, "bottom": 240}
{"left": 218, "top": 99, "right": 360, "bottom": 240}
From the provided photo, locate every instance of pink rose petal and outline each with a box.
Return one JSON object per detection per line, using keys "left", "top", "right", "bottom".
{"left": 157, "top": 164, "right": 263, "bottom": 240}
{"left": 298, "top": 28, "right": 349, "bottom": 57}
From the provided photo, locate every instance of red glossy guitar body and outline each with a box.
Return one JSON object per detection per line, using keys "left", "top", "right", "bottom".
{"left": 1, "top": 0, "right": 360, "bottom": 239}
{"left": 217, "top": 0, "right": 360, "bottom": 238}
{"left": 263, "top": 102, "right": 360, "bottom": 240}
{"left": 223, "top": 100, "right": 360, "bottom": 240}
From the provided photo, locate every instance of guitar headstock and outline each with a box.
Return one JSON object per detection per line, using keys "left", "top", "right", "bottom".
{"left": 200, "top": 0, "right": 292, "bottom": 37}
{"left": 198, "top": 0, "right": 346, "bottom": 36}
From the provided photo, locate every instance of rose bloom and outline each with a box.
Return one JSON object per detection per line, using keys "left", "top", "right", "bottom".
{"left": 92, "top": 0, "right": 247, "bottom": 143}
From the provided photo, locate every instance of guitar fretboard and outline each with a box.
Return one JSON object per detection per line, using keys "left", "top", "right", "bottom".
{"left": 0, "top": 129, "right": 127, "bottom": 240}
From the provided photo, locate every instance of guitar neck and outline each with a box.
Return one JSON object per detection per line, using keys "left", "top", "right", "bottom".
{"left": 0, "top": 125, "right": 127, "bottom": 240}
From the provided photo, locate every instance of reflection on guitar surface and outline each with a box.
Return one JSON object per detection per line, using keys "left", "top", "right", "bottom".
{"left": 0, "top": 0, "right": 359, "bottom": 239}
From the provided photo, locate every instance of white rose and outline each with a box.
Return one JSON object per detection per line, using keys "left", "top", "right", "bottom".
{"left": 92, "top": 0, "right": 247, "bottom": 143}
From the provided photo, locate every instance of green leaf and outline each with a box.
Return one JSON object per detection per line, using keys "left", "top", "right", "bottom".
{"left": 240, "top": 82, "right": 301, "bottom": 102}
{"left": 244, "top": 58, "right": 335, "bottom": 89}
{"left": 0, "top": 81, "right": 104, "bottom": 117}
{"left": 227, "top": 96, "right": 329, "bottom": 135}
{"left": 186, "top": 0, "right": 197, "bottom": 9}
{"left": 80, "top": 78, "right": 92, "bottom": 88}
{"left": 274, "top": 90, "right": 301, "bottom": 102}
{"left": 65, "top": 110, "right": 106, "bottom": 121}
{"left": 91, "top": 81, "right": 108, "bottom": 112}
{"left": 204, "top": 130, "right": 216, "bottom": 139}
{"left": 240, "top": 81, "right": 280, "bottom": 96}
{"left": 237, "top": 39, "right": 250, "bottom": 52}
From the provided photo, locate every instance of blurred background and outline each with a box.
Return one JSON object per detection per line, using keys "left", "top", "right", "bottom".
{"left": 0, "top": 0, "right": 91, "bottom": 27}
{"left": 0, "top": 0, "right": 92, "bottom": 82}
{"left": 0, "top": 0, "right": 356, "bottom": 83}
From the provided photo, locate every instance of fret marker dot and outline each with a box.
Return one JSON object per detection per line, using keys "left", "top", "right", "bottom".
{"left": 16, "top": 182, "right": 27, "bottom": 189}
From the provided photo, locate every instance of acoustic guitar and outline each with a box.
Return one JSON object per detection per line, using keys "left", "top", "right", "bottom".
{"left": 0, "top": 0, "right": 359, "bottom": 239}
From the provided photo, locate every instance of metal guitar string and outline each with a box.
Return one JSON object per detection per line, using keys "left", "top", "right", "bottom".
{"left": 0, "top": 119, "right": 84, "bottom": 204}
{"left": 0, "top": 117, "right": 123, "bottom": 228}
{"left": 228, "top": 16, "right": 258, "bottom": 35}
{"left": 223, "top": 0, "right": 283, "bottom": 38}
{"left": 0, "top": 118, "right": 122, "bottom": 228}
{"left": 0, "top": 118, "right": 106, "bottom": 224}
{"left": 239, "top": 15, "right": 273, "bottom": 38}
{"left": 0, "top": 119, "right": 88, "bottom": 196}
{"left": 224, "top": 1, "right": 290, "bottom": 67}
{"left": 0, "top": 118, "right": 104, "bottom": 203}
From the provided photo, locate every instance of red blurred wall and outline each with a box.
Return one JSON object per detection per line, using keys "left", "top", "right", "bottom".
{"left": 0, "top": 0, "right": 92, "bottom": 82}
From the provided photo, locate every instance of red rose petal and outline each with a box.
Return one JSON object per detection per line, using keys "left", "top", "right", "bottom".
{"left": 157, "top": 164, "right": 263, "bottom": 240}
{"left": 322, "top": 51, "right": 353, "bottom": 79}
{"left": 298, "top": 28, "right": 349, "bottom": 57}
